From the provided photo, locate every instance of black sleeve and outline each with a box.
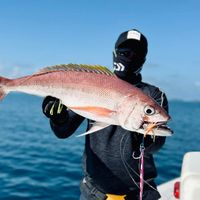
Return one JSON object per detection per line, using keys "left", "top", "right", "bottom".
{"left": 143, "top": 135, "right": 166, "bottom": 154}
{"left": 50, "top": 110, "right": 85, "bottom": 139}
{"left": 143, "top": 87, "right": 169, "bottom": 154}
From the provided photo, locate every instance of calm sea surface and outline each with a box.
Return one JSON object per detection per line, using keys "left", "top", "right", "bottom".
{"left": 0, "top": 94, "right": 200, "bottom": 199}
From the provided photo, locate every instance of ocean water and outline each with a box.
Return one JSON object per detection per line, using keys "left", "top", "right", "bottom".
{"left": 0, "top": 94, "right": 200, "bottom": 199}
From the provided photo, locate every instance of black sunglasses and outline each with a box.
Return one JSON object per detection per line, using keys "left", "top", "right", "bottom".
{"left": 116, "top": 48, "right": 137, "bottom": 58}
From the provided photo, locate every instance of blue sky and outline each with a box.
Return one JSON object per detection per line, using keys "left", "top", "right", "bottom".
{"left": 0, "top": 0, "right": 200, "bottom": 101}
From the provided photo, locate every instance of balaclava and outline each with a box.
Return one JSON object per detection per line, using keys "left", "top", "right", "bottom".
{"left": 113, "top": 29, "right": 148, "bottom": 84}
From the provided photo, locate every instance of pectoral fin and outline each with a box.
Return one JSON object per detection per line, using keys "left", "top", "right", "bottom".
{"left": 76, "top": 122, "right": 110, "bottom": 137}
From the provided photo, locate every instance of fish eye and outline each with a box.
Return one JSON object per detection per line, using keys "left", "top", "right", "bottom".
{"left": 144, "top": 105, "right": 155, "bottom": 116}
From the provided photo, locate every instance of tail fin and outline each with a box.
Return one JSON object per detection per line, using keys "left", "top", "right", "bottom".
{"left": 0, "top": 76, "right": 11, "bottom": 100}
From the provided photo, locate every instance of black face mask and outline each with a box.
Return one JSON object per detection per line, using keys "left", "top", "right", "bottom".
{"left": 113, "top": 48, "right": 145, "bottom": 83}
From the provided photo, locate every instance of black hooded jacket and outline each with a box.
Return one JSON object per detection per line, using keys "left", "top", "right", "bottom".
{"left": 49, "top": 74, "right": 168, "bottom": 195}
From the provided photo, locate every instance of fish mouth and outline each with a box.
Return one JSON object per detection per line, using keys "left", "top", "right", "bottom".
{"left": 141, "top": 121, "right": 173, "bottom": 135}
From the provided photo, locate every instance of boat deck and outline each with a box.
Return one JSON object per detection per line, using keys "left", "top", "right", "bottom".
{"left": 158, "top": 178, "right": 179, "bottom": 200}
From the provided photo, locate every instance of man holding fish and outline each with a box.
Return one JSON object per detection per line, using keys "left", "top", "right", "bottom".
{"left": 0, "top": 29, "right": 171, "bottom": 199}
{"left": 42, "top": 29, "right": 171, "bottom": 200}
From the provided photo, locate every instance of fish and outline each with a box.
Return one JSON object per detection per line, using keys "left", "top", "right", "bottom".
{"left": 0, "top": 64, "right": 172, "bottom": 136}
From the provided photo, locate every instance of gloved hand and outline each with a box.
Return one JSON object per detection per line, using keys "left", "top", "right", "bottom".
{"left": 42, "top": 96, "right": 68, "bottom": 124}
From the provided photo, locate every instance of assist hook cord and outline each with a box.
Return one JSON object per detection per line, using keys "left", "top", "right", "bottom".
{"left": 132, "top": 137, "right": 145, "bottom": 200}
{"left": 139, "top": 139, "right": 145, "bottom": 200}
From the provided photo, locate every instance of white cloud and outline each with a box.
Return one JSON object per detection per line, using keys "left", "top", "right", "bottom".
{"left": 143, "top": 73, "right": 200, "bottom": 101}
{"left": 0, "top": 61, "right": 36, "bottom": 78}
{"left": 195, "top": 81, "right": 200, "bottom": 87}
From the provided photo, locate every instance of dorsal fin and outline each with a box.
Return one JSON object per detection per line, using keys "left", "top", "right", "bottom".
{"left": 38, "top": 64, "right": 115, "bottom": 77}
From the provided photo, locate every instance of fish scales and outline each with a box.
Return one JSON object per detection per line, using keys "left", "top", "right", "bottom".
{"left": 9, "top": 70, "right": 137, "bottom": 109}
